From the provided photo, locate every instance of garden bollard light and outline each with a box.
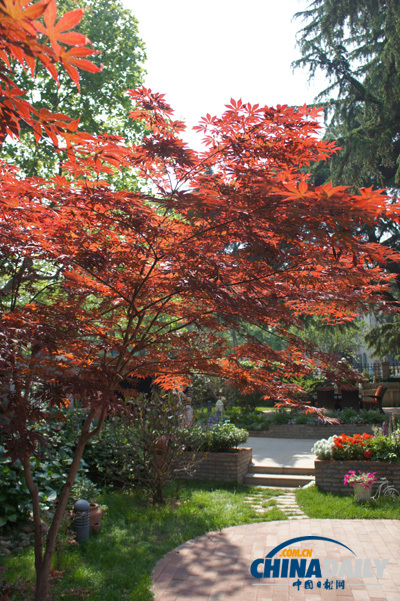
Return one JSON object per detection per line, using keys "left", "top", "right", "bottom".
{"left": 72, "top": 499, "right": 90, "bottom": 543}
{"left": 207, "top": 400, "right": 213, "bottom": 417}
{"left": 215, "top": 399, "right": 224, "bottom": 421}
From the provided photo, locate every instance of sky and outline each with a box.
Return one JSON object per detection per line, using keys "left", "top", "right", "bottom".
{"left": 124, "top": 0, "right": 328, "bottom": 147}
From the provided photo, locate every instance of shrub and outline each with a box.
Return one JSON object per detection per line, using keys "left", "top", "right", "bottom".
{"left": 0, "top": 408, "right": 91, "bottom": 527}
{"left": 83, "top": 415, "right": 139, "bottom": 487}
{"left": 85, "top": 392, "right": 208, "bottom": 504}
{"left": 229, "top": 406, "right": 388, "bottom": 430}
{"left": 358, "top": 409, "right": 387, "bottom": 424}
{"left": 368, "top": 435, "right": 400, "bottom": 462}
{"left": 179, "top": 421, "right": 248, "bottom": 452}
{"left": 226, "top": 407, "right": 271, "bottom": 430}
{"left": 0, "top": 448, "right": 32, "bottom": 527}
{"left": 272, "top": 410, "right": 292, "bottom": 425}
{"left": 226, "top": 406, "right": 243, "bottom": 421}
{"left": 201, "top": 422, "right": 248, "bottom": 452}
{"left": 336, "top": 408, "right": 360, "bottom": 423}
{"left": 293, "top": 413, "right": 309, "bottom": 425}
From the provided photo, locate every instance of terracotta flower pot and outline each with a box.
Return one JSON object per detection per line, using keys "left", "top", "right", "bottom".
{"left": 89, "top": 503, "right": 103, "bottom": 533}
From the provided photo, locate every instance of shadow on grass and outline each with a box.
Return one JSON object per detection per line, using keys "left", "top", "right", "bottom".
{"left": 2, "top": 480, "right": 287, "bottom": 601}
{"left": 66, "top": 481, "right": 287, "bottom": 600}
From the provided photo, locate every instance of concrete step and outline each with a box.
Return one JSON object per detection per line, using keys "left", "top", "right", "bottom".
{"left": 243, "top": 472, "right": 314, "bottom": 488}
{"left": 247, "top": 464, "right": 314, "bottom": 476}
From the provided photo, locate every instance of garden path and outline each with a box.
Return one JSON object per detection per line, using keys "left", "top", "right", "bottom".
{"left": 153, "top": 438, "right": 399, "bottom": 600}
{"left": 152, "top": 519, "right": 400, "bottom": 600}
{"left": 241, "top": 436, "right": 318, "bottom": 469}
{"left": 243, "top": 489, "right": 308, "bottom": 520}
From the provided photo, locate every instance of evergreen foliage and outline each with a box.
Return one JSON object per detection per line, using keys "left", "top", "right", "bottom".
{"left": 294, "top": 0, "right": 400, "bottom": 191}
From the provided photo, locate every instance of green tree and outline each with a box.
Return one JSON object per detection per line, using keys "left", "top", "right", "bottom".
{"left": 294, "top": 0, "right": 400, "bottom": 191}
{"left": 1, "top": 0, "right": 146, "bottom": 181}
{"left": 293, "top": 316, "right": 367, "bottom": 363}
{"left": 366, "top": 314, "right": 400, "bottom": 358}
{"left": 294, "top": 0, "right": 400, "bottom": 309}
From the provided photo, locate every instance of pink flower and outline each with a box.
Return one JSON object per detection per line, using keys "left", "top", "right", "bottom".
{"left": 343, "top": 470, "right": 377, "bottom": 487}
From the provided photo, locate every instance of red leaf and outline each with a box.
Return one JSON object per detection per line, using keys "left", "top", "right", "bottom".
{"left": 59, "top": 46, "right": 101, "bottom": 89}
{"left": 35, "top": 1, "right": 87, "bottom": 55}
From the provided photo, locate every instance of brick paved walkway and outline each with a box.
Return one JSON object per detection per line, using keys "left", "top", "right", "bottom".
{"left": 152, "top": 519, "right": 400, "bottom": 601}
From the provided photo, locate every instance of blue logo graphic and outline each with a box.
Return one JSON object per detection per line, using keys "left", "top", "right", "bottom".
{"left": 265, "top": 536, "right": 356, "bottom": 558}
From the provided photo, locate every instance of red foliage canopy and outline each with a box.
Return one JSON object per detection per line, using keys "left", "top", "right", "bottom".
{"left": 1, "top": 1, "right": 400, "bottom": 453}
{"left": 3, "top": 7, "right": 399, "bottom": 597}
{"left": 0, "top": 0, "right": 100, "bottom": 144}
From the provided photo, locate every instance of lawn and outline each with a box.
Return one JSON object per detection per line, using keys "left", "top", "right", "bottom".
{"left": 296, "top": 484, "right": 400, "bottom": 519}
{"left": 5, "top": 481, "right": 400, "bottom": 600}
{"left": 2, "top": 481, "right": 286, "bottom": 601}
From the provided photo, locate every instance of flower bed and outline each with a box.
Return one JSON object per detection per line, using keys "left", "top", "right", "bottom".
{"left": 315, "top": 459, "right": 400, "bottom": 494}
{"left": 231, "top": 408, "right": 386, "bottom": 436}
{"left": 312, "top": 430, "right": 400, "bottom": 461}
{"left": 313, "top": 428, "right": 400, "bottom": 494}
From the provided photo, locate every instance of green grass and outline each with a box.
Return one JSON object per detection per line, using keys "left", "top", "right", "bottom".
{"left": 2, "top": 481, "right": 287, "bottom": 601}
{"left": 297, "top": 484, "right": 400, "bottom": 519}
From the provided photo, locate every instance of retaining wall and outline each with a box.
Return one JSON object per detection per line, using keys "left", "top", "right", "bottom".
{"left": 176, "top": 447, "right": 252, "bottom": 484}
{"left": 315, "top": 459, "right": 400, "bottom": 495}
{"left": 248, "top": 424, "right": 374, "bottom": 439}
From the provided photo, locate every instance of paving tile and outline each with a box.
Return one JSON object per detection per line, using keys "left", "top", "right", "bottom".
{"left": 208, "top": 594, "right": 227, "bottom": 601}
{"left": 153, "top": 519, "right": 400, "bottom": 601}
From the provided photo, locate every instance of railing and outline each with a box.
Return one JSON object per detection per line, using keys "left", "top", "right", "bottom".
{"left": 350, "top": 361, "right": 400, "bottom": 379}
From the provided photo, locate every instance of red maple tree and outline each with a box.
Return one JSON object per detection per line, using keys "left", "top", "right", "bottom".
{"left": 1, "top": 2, "right": 399, "bottom": 598}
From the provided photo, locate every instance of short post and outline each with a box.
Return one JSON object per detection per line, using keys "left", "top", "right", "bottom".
{"left": 381, "top": 361, "right": 390, "bottom": 380}
{"left": 207, "top": 400, "right": 213, "bottom": 418}
{"left": 215, "top": 399, "right": 224, "bottom": 421}
{"left": 373, "top": 361, "right": 381, "bottom": 381}
{"left": 72, "top": 499, "right": 90, "bottom": 543}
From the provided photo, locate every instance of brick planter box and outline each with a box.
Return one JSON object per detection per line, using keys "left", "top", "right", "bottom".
{"left": 176, "top": 447, "right": 252, "bottom": 484}
{"left": 315, "top": 459, "right": 400, "bottom": 495}
{"left": 248, "top": 424, "right": 374, "bottom": 439}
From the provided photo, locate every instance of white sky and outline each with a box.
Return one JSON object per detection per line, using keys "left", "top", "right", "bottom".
{"left": 124, "top": 0, "right": 328, "bottom": 147}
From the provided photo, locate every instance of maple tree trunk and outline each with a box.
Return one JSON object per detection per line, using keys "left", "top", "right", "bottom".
{"left": 23, "top": 457, "right": 44, "bottom": 578}
{"left": 23, "top": 408, "right": 106, "bottom": 601}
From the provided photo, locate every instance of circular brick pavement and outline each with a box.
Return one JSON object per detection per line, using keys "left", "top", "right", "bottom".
{"left": 152, "top": 519, "right": 400, "bottom": 601}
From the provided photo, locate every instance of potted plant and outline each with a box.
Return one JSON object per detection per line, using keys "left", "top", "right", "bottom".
{"left": 344, "top": 470, "right": 377, "bottom": 501}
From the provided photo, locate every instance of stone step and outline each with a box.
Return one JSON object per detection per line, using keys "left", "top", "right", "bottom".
{"left": 247, "top": 464, "right": 314, "bottom": 476}
{"left": 243, "top": 472, "right": 314, "bottom": 488}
